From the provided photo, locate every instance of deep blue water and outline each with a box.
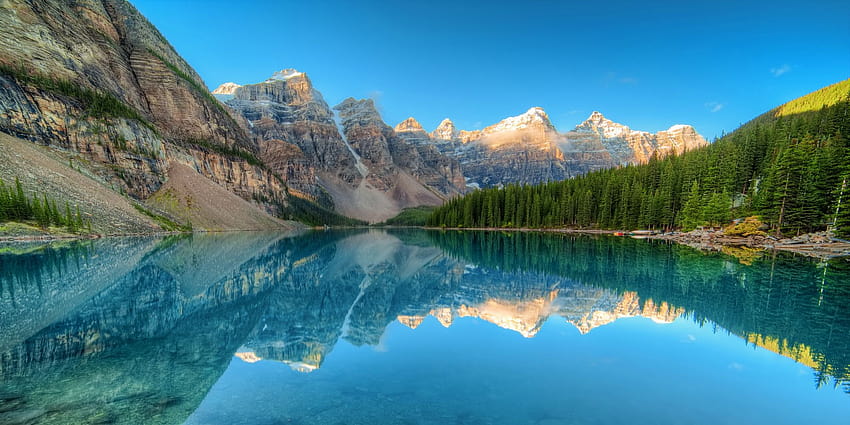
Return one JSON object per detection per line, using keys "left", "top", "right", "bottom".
{"left": 0, "top": 230, "right": 848, "bottom": 424}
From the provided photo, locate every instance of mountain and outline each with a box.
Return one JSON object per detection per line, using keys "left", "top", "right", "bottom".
{"left": 0, "top": 0, "right": 708, "bottom": 228}
{"left": 211, "top": 82, "right": 241, "bottom": 101}
{"left": 563, "top": 111, "right": 707, "bottom": 165}
{"left": 399, "top": 108, "right": 706, "bottom": 189}
{"left": 0, "top": 0, "right": 300, "bottom": 232}
{"left": 411, "top": 107, "right": 568, "bottom": 188}
{"left": 221, "top": 71, "right": 466, "bottom": 222}
{"left": 428, "top": 79, "right": 850, "bottom": 235}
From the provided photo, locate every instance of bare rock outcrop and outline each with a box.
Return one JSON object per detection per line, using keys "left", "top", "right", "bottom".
{"left": 0, "top": 0, "right": 290, "bottom": 230}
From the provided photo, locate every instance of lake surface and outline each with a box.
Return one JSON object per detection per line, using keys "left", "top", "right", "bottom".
{"left": 1, "top": 230, "right": 849, "bottom": 425}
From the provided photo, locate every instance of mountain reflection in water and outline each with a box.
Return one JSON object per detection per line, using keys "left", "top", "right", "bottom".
{"left": 0, "top": 230, "right": 848, "bottom": 424}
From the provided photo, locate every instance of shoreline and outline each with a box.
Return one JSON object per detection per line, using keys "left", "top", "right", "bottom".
{"left": 647, "top": 229, "right": 850, "bottom": 259}
{"left": 0, "top": 224, "right": 309, "bottom": 244}
{"left": 424, "top": 226, "right": 850, "bottom": 259}
{"left": 4, "top": 223, "right": 849, "bottom": 259}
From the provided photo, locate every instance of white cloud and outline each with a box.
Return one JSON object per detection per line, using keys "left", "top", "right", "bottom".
{"left": 770, "top": 64, "right": 791, "bottom": 77}
{"left": 705, "top": 101, "right": 724, "bottom": 113}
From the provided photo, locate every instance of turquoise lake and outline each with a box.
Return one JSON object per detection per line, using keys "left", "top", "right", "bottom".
{"left": 1, "top": 230, "right": 849, "bottom": 424}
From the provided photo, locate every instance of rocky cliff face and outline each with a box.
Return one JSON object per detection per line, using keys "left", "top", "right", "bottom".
{"left": 222, "top": 72, "right": 466, "bottom": 222}
{"left": 407, "top": 109, "right": 707, "bottom": 188}
{"left": 393, "top": 116, "right": 467, "bottom": 195}
{"left": 0, "top": 0, "right": 708, "bottom": 227}
{"left": 0, "top": 0, "right": 290, "bottom": 230}
{"left": 454, "top": 107, "right": 568, "bottom": 187}
{"left": 225, "top": 70, "right": 359, "bottom": 206}
{"left": 562, "top": 111, "right": 707, "bottom": 166}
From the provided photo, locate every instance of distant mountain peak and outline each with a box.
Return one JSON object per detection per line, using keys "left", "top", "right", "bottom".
{"left": 211, "top": 82, "right": 241, "bottom": 95}
{"left": 665, "top": 124, "right": 694, "bottom": 132}
{"left": 579, "top": 111, "right": 615, "bottom": 127}
{"left": 431, "top": 118, "right": 459, "bottom": 140}
{"left": 334, "top": 98, "right": 383, "bottom": 125}
{"left": 267, "top": 69, "right": 304, "bottom": 82}
{"left": 525, "top": 106, "right": 549, "bottom": 118}
{"left": 394, "top": 117, "right": 424, "bottom": 132}
{"left": 484, "top": 106, "right": 555, "bottom": 134}
{"left": 574, "top": 111, "right": 632, "bottom": 137}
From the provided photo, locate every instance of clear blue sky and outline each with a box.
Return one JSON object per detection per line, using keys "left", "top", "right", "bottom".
{"left": 130, "top": 0, "right": 849, "bottom": 139}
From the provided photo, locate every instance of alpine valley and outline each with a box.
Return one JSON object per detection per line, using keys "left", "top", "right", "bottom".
{"left": 2, "top": 2, "right": 850, "bottom": 425}
{"left": 0, "top": 0, "right": 706, "bottom": 229}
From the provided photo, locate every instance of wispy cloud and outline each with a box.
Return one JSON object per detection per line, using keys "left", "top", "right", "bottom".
{"left": 368, "top": 90, "right": 384, "bottom": 101}
{"left": 705, "top": 101, "right": 724, "bottom": 113}
{"left": 770, "top": 64, "right": 791, "bottom": 77}
{"left": 603, "top": 72, "right": 638, "bottom": 86}
{"left": 368, "top": 90, "right": 384, "bottom": 114}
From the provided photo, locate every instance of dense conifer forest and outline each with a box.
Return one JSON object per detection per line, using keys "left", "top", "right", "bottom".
{"left": 428, "top": 79, "right": 850, "bottom": 237}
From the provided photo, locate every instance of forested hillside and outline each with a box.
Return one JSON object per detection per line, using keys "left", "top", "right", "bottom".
{"left": 428, "top": 79, "right": 850, "bottom": 237}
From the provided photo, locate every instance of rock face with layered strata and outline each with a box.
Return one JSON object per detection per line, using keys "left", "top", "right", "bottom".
{"left": 406, "top": 109, "right": 708, "bottom": 188}
{"left": 0, "top": 0, "right": 290, "bottom": 230}
{"left": 413, "top": 108, "right": 569, "bottom": 188}
{"left": 392, "top": 117, "right": 466, "bottom": 195}
{"left": 561, "top": 111, "right": 707, "bottom": 168}
{"left": 223, "top": 70, "right": 359, "bottom": 207}
{"left": 222, "top": 72, "right": 466, "bottom": 222}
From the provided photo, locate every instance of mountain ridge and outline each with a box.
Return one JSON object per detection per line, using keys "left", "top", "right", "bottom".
{"left": 0, "top": 0, "right": 710, "bottom": 228}
{"left": 427, "top": 78, "right": 850, "bottom": 237}
{"left": 394, "top": 107, "right": 707, "bottom": 188}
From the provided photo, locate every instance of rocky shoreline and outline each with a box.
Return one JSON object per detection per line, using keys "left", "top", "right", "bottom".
{"left": 424, "top": 226, "right": 850, "bottom": 259}
{"left": 648, "top": 229, "right": 850, "bottom": 259}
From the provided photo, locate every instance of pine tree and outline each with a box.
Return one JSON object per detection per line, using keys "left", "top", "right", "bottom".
{"left": 704, "top": 192, "right": 731, "bottom": 227}
{"left": 64, "top": 201, "right": 76, "bottom": 232}
{"left": 679, "top": 181, "right": 705, "bottom": 230}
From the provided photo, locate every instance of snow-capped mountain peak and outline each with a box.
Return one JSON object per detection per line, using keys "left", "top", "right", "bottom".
{"left": 394, "top": 117, "right": 424, "bottom": 132}
{"left": 211, "top": 82, "right": 241, "bottom": 95}
{"left": 484, "top": 106, "right": 555, "bottom": 134}
{"left": 666, "top": 124, "right": 692, "bottom": 132}
{"left": 575, "top": 111, "right": 631, "bottom": 138}
{"left": 431, "top": 118, "right": 459, "bottom": 140}
{"left": 267, "top": 69, "right": 304, "bottom": 82}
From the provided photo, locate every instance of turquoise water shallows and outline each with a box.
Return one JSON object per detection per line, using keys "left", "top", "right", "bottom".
{"left": 0, "top": 230, "right": 848, "bottom": 425}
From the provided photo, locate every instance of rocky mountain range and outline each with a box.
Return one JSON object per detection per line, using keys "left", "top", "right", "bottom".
{"left": 216, "top": 70, "right": 707, "bottom": 220}
{"left": 0, "top": 0, "right": 707, "bottom": 228}
{"left": 216, "top": 70, "right": 466, "bottom": 222}
{"left": 396, "top": 107, "right": 708, "bottom": 188}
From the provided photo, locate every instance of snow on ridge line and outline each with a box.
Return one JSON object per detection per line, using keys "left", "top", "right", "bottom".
{"left": 666, "top": 124, "right": 691, "bottom": 132}
{"left": 267, "top": 69, "right": 304, "bottom": 81}
{"left": 212, "top": 82, "right": 241, "bottom": 95}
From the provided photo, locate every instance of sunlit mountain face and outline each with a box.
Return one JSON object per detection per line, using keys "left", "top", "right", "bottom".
{"left": 1, "top": 230, "right": 849, "bottom": 424}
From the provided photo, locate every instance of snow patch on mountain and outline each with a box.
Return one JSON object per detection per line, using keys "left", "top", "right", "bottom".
{"left": 267, "top": 69, "right": 304, "bottom": 82}
{"left": 483, "top": 107, "right": 554, "bottom": 134}
{"left": 333, "top": 110, "right": 368, "bottom": 178}
{"left": 211, "top": 82, "right": 241, "bottom": 95}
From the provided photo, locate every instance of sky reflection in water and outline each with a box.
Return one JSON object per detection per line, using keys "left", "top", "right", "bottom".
{"left": 0, "top": 230, "right": 848, "bottom": 425}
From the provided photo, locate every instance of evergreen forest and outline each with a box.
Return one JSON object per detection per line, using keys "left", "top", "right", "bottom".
{"left": 427, "top": 79, "right": 850, "bottom": 237}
